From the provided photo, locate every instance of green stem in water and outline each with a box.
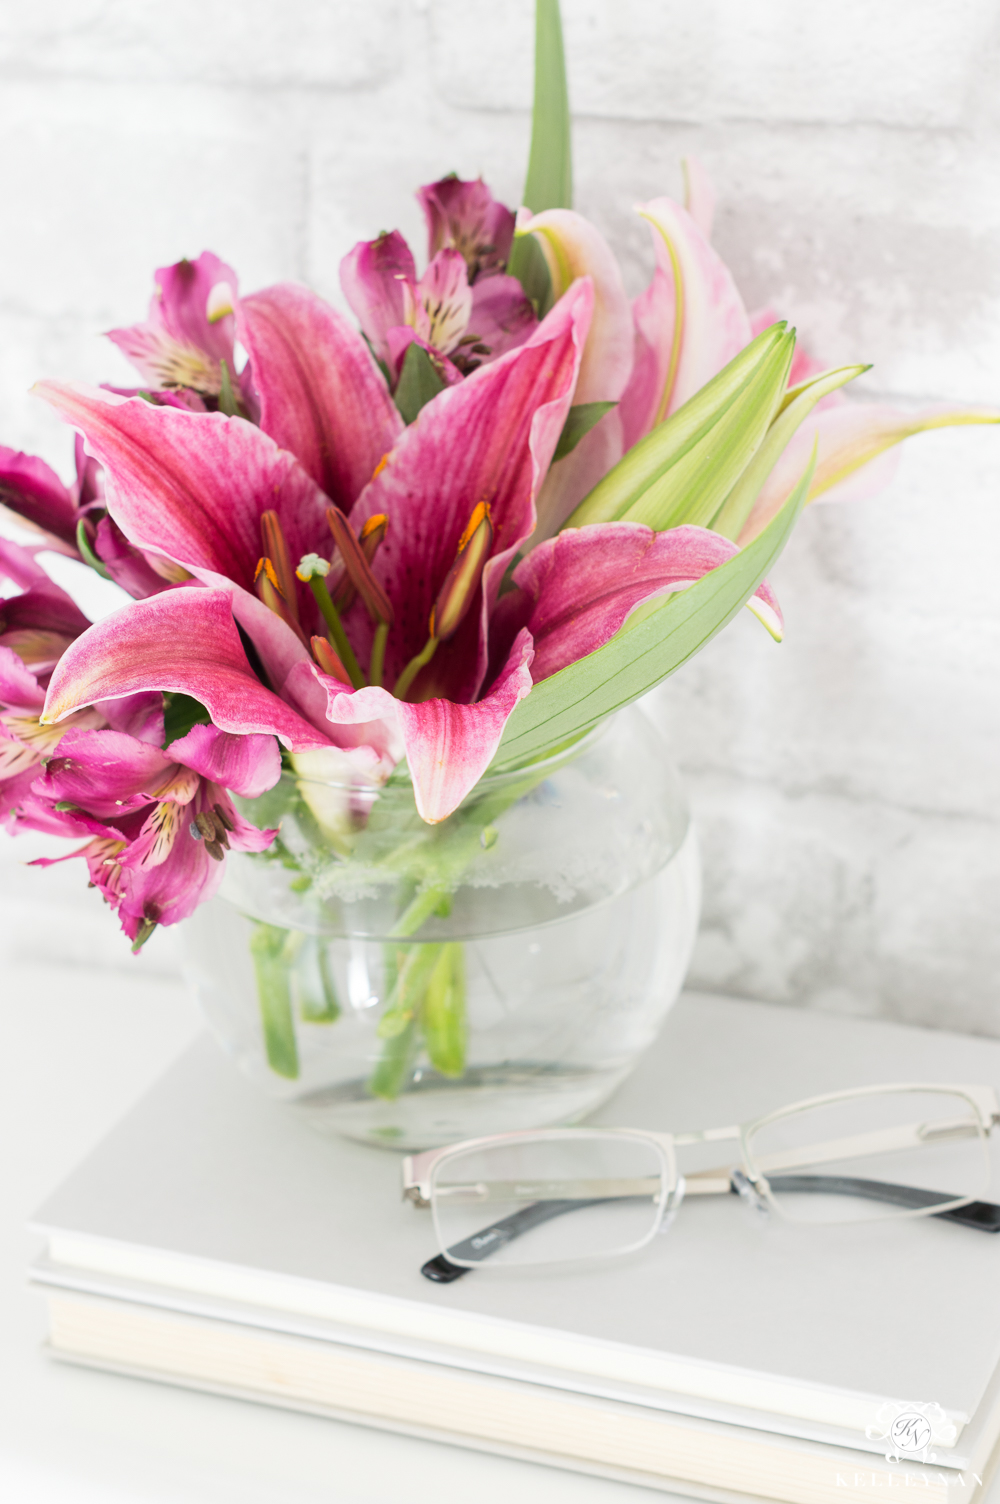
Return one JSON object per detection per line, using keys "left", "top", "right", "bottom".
{"left": 369, "top": 941, "right": 443, "bottom": 1099}
{"left": 421, "top": 942, "right": 467, "bottom": 1078}
{"left": 393, "top": 635, "right": 438, "bottom": 700}
{"left": 369, "top": 620, "right": 389, "bottom": 688}
{"left": 249, "top": 922, "right": 300, "bottom": 1078}
{"left": 299, "top": 938, "right": 340, "bottom": 1022}
{"left": 307, "top": 576, "right": 366, "bottom": 689}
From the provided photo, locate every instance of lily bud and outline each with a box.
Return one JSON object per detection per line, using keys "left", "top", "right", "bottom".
{"left": 326, "top": 506, "right": 393, "bottom": 624}
{"left": 429, "top": 502, "right": 493, "bottom": 641}
{"left": 310, "top": 634, "right": 352, "bottom": 686}
{"left": 260, "top": 510, "right": 299, "bottom": 622}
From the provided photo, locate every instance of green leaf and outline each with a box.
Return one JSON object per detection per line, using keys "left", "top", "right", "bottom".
{"left": 564, "top": 323, "right": 792, "bottom": 530}
{"left": 491, "top": 447, "right": 817, "bottom": 771}
{"left": 553, "top": 401, "right": 618, "bottom": 462}
{"left": 218, "top": 357, "right": 239, "bottom": 417}
{"left": 393, "top": 342, "right": 447, "bottom": 424}
{"left": 711, "top": 363, "right": 869, "bottom": 540}
{"left": 523, "top": 0, "right": 572, "bottom": 213}
{"left": 507, "top": 231, "right": 554, "bottom": 319}
{"left": 162, "top": 691, "right": 211, "bottom": 747}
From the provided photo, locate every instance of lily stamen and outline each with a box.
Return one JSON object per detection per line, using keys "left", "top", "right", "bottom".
{"left": 310, "top": 634, "right": 353, "bottom": 686}
{"left": 393, "top": 502, "right": 493, "bottom": 701}
{"left": 326, "top": 506, "right": 393, "bottom": 626}
{"left": 254, "top": 556, "right": 310, "bottom": 650}
{"left": 260, "top": 510, "right": 300, "bottom": 624}
{"left": 296, "top": 554, "right": 365, "bottom": 690}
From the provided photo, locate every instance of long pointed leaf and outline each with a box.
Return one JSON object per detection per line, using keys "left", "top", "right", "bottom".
{"left": 712, "top": 363, "right": 868, "bottom": 540}
{"left": 491, "top": 448, "right": 816, "bottom": 770}
{"left": 523, "top": 0, "right": 572, "bottom": 213}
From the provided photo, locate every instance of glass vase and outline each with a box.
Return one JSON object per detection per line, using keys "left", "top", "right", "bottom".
{"left": 180, "top": 705, "right": 700, "bottom": 1150}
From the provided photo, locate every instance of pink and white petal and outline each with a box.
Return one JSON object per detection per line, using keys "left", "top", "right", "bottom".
{"left": 34, "top": 383, "right": 331, "bottom": 617}
{"left": 737, "top": 403, "right": 1000, "bottom": 546}
{"left": 0, "top": 646, "right": 45, "bottom": 710}
{"left": 317, "top": 629, "right": 535, "bottom": 824}
{"left": 629, "top": 197, "right": 752, "bottom": 432}
{"left": 514, "top": 523, "right": 783, "bottom": 681}
{"left": 105, "top": 325, "right": 223, "bottom": 395}
{"left": 682, "top": 156, "right": 716, "bottom": 241}
{"left": 0, "top": 536, "right": 49, "bottom": 591}
{"left": 409, "top": 249, "right": 473, "bottom": 357}
{"left": 339, "top": 231, "right": 417, "bottom": 368}
{"left": 618, "top": 266, "right": 676, "bottom": 453}
{"left": 235, "top": 283, "right": 403, "bottom": 508}
{"left": 282, "top": 658, "right": 403, "bottom": 774}
{"left": 0, "top": 446, "right": 79, "bottom": 550}
{"left": 467, "top": 274, "right": 537, "bottom": 359}
{"left": 529, "top": 405, "right": 625, "bottom": 547}
{"left": 42, "top": 588, "right": 329, "bottom": 749}
{"left": 169, "top": 722, "right": 281, "bottom": 799}
{"left": 516, "top": 211, "right": 632, "bottom": 407}
{"left": 94, "top": 514, "right": 174, "bottom": 599}
{"left": 347, "top": 279, "right": 592, "bottom": 702}
{"left": 116, "top": 816, "right": 225, "bottom": 933}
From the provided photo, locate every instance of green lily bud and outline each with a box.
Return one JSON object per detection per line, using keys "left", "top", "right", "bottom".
{"left": 564, "top": 323, "right": 793, "bottom": 532}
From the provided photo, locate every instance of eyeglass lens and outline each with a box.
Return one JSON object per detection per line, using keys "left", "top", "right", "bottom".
{"left": 431, "top": 1132, "right": 668, "bottom": 1268}
{"left": 745, "top": 1089, "right": 990, "bottom": 1224}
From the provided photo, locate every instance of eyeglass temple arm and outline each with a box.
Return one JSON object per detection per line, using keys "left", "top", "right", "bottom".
{"left": 421, "top": 1174, "right": 1000, "bottom": 1283}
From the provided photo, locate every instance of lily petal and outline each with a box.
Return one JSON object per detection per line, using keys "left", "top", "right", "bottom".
{"left": 737, "top": 403, "right": 1000, "bottom": 545}
{"left": 0, "top": 446, "right": 79, "bottom": 551}
{"left": 348, "top": 278, "right": 592, "bottom": 702}
{"left": 316, "top": 628, "right": 535, "bottom": 823}
{"left": 467, "top": 274, "right": 537, "bottom": 360}
{"left": 33, "top": 383, "right": 331, "bottom": 627}
{"left": 508, "top": 521, "right": 783, "bottom": 681}
{"left": 618, "top": 197, "right": 752, "bottom": 448}
{"left": 517, "top": 210, "right": 633, "bottom": 540}
{"left": 0, "top": 645, "right": 45, "bottom": 710}
{"left": 235, "top": 283, "right": 403, "bottom": 508}
{"left": 42, "top": 587, "right": 329, "bottom": 749}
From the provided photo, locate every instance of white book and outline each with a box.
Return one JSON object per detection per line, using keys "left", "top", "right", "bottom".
{"left": 29, "top": 994, "right": 1000, "bottom": 1500}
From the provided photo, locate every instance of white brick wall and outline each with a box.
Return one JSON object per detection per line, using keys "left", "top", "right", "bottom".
{"left": 1, "top": 1, "right": 998, "bottom": 1035}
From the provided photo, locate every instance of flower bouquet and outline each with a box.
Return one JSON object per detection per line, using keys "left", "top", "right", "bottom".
{"left": 1, "top": 1, "right": 995, "bottom": 1143}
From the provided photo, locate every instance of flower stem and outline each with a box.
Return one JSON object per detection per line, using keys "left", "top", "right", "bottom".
{"left": 422, "top": 942, "right": 466, "bottom": 1078}
{"left": 307, "top": 577, "right": 366, "bottom": 689}
{"left": 249, "top": 922, "right": 300, "bottom": 1078}
{"left": 393, "top": 635, "right": 438, "bottom": 700}
{"left": 369, "top": 619, "right": 389, "bottom": 687}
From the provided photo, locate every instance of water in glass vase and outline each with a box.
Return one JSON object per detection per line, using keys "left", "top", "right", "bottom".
{"left": 180, "top": 706, "right": 700, "bottom": 1149}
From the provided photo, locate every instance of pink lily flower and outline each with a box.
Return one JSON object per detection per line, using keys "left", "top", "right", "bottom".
{"left": 26, "top": 722, "right": 277, "bottom": 947}
{"left": 107, "top": 251, "right": 239, "bottom": 398}
{"left": 35, "top": 273, "right": 785, "bottom": 830}
{"left": 417, "top": 175, "right": 516, "bottom": 282}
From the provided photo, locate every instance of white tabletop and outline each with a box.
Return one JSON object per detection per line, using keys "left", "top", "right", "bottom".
{"left": 0, "top": 828, "right": 660, "bottom": 1502}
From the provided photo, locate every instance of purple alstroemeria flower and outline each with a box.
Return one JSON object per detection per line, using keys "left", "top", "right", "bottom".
{"left": 26, "top": 722, "right": 277, "bottom": 947}
{"left": 107, "top": 251, "right": 239, "bottom": 398}
{"left": 0, "top": 537, "right": 163, "bottom": 831}
{"left": 341, "top": 175, "right": 536, "bottom": 389}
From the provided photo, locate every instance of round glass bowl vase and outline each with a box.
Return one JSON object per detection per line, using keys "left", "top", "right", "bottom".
{"left": 180, "top": 705, "right": 701, "bottom": 1150}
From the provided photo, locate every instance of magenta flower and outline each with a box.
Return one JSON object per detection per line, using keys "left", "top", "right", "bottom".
{"left": 341, "top": 175, "right": 536, "bottom": 388}
{"left": 107, "top": 251, "right": 239, "bottom": 398}
{"left": 27, "top": 722, "right": 277, "bottom": 947}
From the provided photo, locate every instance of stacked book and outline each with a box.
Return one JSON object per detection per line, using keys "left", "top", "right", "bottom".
{"left": 29, "top": 994, "right": 1000, "bottom": 1501}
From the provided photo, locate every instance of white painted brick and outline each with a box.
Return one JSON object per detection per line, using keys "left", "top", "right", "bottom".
{"left": 0, "top": 0, "right": 403, "bottom": 88}
{"left": 431, "top": 0, "right": 998, "bottom": 129}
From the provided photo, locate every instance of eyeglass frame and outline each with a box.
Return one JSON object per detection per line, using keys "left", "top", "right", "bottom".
{"left": 402, "top": 1082, "right": 1000, "bottom": 1281}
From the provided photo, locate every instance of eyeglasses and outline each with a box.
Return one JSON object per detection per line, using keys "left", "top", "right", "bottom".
{"left": 402, "top": 1083, "right": 1000, "bottom": 1282}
